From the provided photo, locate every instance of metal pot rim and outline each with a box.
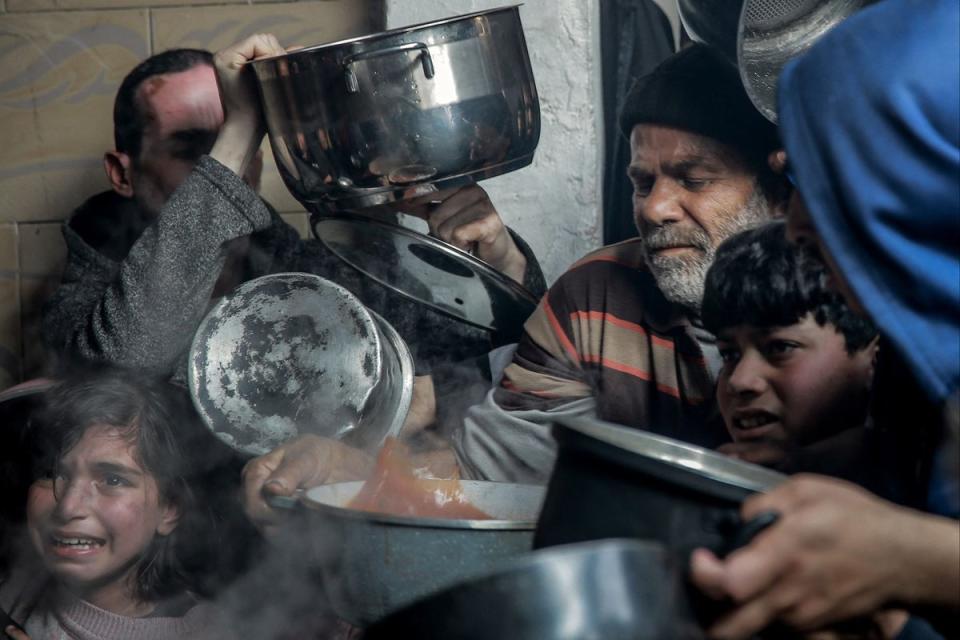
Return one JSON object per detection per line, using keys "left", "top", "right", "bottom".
{"left": 249, "top": 4, "right": 522, "bottom": 64}
{"left": 554, "top": 417, "right": 787, "bottom": 496}
{"left": 301, "top": 480, "right": 543, "bottom": 530}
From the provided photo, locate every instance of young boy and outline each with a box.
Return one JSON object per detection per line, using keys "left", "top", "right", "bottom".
{"left": 701, "top": 220, "right": 879, "bottom": 478}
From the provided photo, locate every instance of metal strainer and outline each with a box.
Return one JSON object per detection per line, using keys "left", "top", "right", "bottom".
{"left": 738, "top": 0, "right": 877, "bottom": 122}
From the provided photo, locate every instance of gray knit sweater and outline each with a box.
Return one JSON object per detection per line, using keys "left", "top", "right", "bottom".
{"left": 41, "top": 156, "right": 546, "bottom": 380}
{"left": 0, "top": 562, "right": 234, "bottom": 640}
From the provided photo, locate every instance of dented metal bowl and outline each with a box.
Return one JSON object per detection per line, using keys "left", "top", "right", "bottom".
{"left": 187, "top": 273, "right": 413, "bottom": 456}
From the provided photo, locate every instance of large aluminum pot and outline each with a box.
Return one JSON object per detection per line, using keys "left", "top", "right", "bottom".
{"left": 297, "top": 480, "right": 545, "bottom": 626}
{"left": 249, "top": 5, "right": 540, "bottom": 213}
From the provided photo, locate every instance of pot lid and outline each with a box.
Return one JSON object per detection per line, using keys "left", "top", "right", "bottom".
{"left": 554, "top": 417, "right": 786, "bottom": 496}
{"left": 312, "top": 214, "right": 538, "bottom": 336}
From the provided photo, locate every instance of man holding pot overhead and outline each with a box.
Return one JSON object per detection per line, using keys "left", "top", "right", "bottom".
{"left": 453, "top": 43, "right": 790, "bottom": 483}
{"left": 40, "top": 35, "right": 546, "bottom": 415}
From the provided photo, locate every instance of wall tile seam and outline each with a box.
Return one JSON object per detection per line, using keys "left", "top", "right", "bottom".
{"left": 3, "top": 6, "right": 160, "bottom": 14}
{"left": 147, "top": 7, "right": 153, "bottom": 55}
{"left": 12, "top": 220, "right": 22, "bottom": 383}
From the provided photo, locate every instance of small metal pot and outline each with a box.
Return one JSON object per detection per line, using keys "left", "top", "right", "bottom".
{"left": 249, "top": 5, "right": 540, "bottom": 213}
{"left": 534, "top": 418, "right": 785, "bottom": 630}
{"left": 534, "top": 418, "right": 784, "bottom": 560}
{"left": 297, "top": 480, "right": 545, "bottom": 626}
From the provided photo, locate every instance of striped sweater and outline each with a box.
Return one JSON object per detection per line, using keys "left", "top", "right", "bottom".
{"left": 456, "top": 239, "right": 728, "bottom": 482}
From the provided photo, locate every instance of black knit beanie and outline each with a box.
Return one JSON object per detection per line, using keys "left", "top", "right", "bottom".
{"left": 618, "top": 44, "right": 780, "bottom": 167}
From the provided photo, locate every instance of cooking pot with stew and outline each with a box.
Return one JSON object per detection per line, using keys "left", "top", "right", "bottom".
{"left": 290, "top": 479, "right": 545, "bottom": 626}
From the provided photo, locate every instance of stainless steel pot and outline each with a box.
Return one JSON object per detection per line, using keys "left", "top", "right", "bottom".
{"left": 249, "top": 5, "right": 540, "bottom": 213}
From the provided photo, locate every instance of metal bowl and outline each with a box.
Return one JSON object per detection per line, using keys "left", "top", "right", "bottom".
{"left": 299, "top": 480, "right": 545, "bottom": 626}
{"left": 364, "top": 538, "right": 703, "bottom": 639}
{"left": 249, "top": 5, "right": 540, "bottom": 213}
{"left": 187, "top": 273, "right": 413, "bottom": 456}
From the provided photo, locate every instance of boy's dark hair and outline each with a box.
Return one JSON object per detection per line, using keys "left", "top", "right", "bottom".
{"left": 31, "top": 367, "right": 247, "bottom": 601}
{"left": 113, "top": 48, "right": 214, "bottom": 158}
{"left": 702, "top": 220, "right": 877, "bottom": 353}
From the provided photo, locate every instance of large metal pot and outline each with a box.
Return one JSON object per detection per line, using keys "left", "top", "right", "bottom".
{"left": 364, "top": 539, "right": 703, "bottom": 639}
{"left": 249, "top": 5, "right": 540, "bottom": 213}
{"left": 297, "top": 480, "right": 545, "bottom": 626}
{"left": 534, "top": 418, "right": 785, "bottom": 559}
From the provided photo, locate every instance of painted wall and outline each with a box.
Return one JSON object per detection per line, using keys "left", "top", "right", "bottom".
{"left": 386, "top": 1, "right": 605, "bottom": 285}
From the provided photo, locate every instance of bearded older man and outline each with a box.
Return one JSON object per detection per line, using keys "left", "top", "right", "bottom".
{"left": 453, "top": 44, "right": 789, "bottom": 483}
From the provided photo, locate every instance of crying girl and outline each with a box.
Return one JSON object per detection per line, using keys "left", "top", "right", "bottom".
{"left": 0, "top": 369, "right": 238, "bottom": 640}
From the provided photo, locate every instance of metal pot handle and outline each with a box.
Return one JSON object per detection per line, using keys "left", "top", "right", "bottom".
{"left": 717, "top": 509, "right": 779, "bottom": 558}
{"left": 343, "top": 42, "right": 435, "bottom": 93}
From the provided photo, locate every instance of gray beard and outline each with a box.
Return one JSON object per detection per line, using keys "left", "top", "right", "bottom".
{"left": 641, "top": 187, "right": 772, "bottom": 313}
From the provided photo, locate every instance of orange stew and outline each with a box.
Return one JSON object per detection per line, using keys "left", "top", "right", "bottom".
{"left": 347, "top": 438, "right": 492, "bottom": 519}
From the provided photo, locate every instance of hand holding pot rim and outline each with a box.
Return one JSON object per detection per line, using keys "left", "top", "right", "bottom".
{"left": 210, "top": 33, "right": 286, "bottom": 179}
{"left": 241, "top": 434, "right": 373, "bottom": 537}
{"left": 689, "top": 474, "right": 960, "bottom": 638}
{"left": 399, "top": 185, "right": 528, "bottom": 284}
